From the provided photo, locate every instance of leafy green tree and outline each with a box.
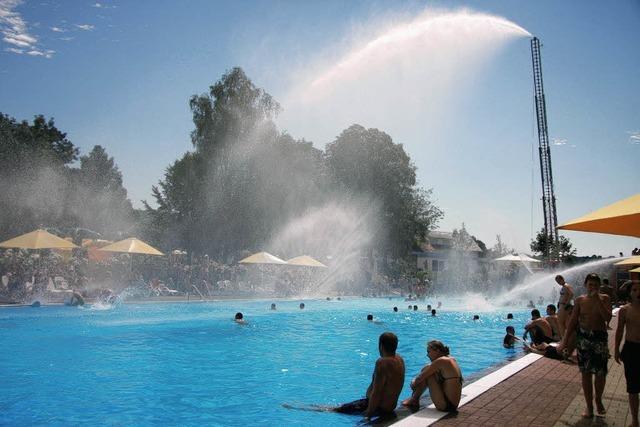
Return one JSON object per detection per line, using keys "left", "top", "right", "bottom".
{"left": 146, "top": 68, "right": 327, "bottom": 257}
{"left": 530, "top": 228, "right": 576, "bottom": 261}
{"left": 0, "top": 113, "right": 78, "bottom": 238}
{"left": 325, "top": 124, "right": 442, "bottom": 258}
{"left": 68, "top": 145, "right": 134, "bottom": 238}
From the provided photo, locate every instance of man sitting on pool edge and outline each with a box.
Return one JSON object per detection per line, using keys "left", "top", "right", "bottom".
{"left": 402, "top": 340, "right": 463, "bottom": 413}
{"left": 334, "top": 332, "right": 405, "bottom": 419}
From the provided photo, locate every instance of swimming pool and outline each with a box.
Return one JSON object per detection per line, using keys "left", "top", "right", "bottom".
{"left": 0, "top": 298, "right": 529, "bottom": 426}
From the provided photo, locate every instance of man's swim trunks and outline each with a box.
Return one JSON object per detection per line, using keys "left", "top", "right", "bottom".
{"left": 335, "top": 398, "right": 395, "bottom": 418}
{"left": 576, "top": 328, "right": 609, "bottom": 375}
{"left": 335, "top": 398, "right": 369, "bottom": 414}
{"left": 531, "top": 325, "right": 554, "bottom": 345}
{"left": 620, "top": 340, "right": 640, "bottom": 394}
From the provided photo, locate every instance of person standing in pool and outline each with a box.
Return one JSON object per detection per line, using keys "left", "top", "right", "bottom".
{"left": 560, "top": 273, "right": 611, "bottom": 418}
{"left": 556, "top": 274, "right": 574, "bottom": 337}
{"left": 334, "top": 332, "right": 405, "bottom": 419}
{"left": 402, "top": 340, "right": 463, "bottom": 412}
{"left": 614, "top": 281, "right": 640, "bottom": 427}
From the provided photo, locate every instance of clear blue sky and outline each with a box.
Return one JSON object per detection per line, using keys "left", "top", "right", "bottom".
{"left": 1, "top": 0, "right": 638, "bottom": 256}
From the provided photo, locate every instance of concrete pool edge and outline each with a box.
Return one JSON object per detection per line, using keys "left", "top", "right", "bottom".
{"left": 391, "top": 352, "right": 543, "bottom": 426}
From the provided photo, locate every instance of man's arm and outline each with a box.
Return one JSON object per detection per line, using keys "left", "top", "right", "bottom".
{"left": 365, "top": 360, "right": 386, "bottom": 417}
{"left": 614, "top": 306, "right": 626, "bottom": 364}
{"left": 594, "top": 294, "right": 612, "bottom": 322}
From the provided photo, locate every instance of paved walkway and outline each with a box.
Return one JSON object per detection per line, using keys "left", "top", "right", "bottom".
{"left": 429, "top": 316, "right": 632, "bottom": 427}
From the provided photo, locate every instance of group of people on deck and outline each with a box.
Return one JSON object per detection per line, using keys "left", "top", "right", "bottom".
{"left": 504, "top": 273, "right": 639, "bottom": 425}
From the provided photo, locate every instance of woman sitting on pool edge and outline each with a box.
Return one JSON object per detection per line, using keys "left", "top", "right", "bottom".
{"left": 402, "top": 340, "right": 463, "bottom": 412}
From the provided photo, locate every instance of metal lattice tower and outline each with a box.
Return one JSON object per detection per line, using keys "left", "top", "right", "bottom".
{"left": 531, "top": 37, "right": 559, "bottom": 262}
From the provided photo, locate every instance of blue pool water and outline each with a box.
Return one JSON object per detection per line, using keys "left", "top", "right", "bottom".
{"left": 0, "top": 298, "right": 529, "bottom": 426}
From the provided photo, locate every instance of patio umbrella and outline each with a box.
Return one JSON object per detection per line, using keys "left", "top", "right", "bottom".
{"left": 517, "top": 254, "right": 542, "bottom": 263}
{"left": 99, "top": 238, "right": 163, "bottom": 256}
{"left": 238, "top": 252, "right": 287, "bottom": 291}
{"left": 557, "top": 193, "right": 640, "bottom": 238}
{"left": 615, "top": 256, "right": 640, "bottom": 266}
{"left": 630, "top": 267, "right": 640, "bottom": 273}
{"left": 0, "top": 229, "right": 78, "bottom": 249}
{"left": 494, "top": 254, "right": 540, "bottom": 263}
{"left": 238, "top": 251, "right": 287, "bottom": 265}
{"left": 286, "top": 255, "right": 327, "bottom": 268}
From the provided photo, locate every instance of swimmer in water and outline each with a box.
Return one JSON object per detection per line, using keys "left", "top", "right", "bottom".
{"left": 234, "top": 312, "right": 247, "bottom": 324}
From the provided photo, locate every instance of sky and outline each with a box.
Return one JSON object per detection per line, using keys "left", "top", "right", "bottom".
{"left": 1, "top": 0, "right": 638, "bottom": 257}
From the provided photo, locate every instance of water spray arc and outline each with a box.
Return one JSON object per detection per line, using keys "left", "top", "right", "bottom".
{"left": 531, "top": 37, "right": 559, "bottom": 263}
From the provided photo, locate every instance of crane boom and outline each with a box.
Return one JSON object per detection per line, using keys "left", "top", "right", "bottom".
{"left": 531, "top": 37, "right": 559, "bottom": 262}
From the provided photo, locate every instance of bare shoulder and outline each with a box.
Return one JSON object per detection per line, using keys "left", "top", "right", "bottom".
{"left": 600, "top": 294, "right": 611, "bottom": 303}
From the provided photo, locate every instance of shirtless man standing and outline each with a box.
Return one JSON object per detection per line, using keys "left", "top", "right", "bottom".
{"left": 614, "top": 281, "right": 640, "bottom": 427}
{"left": 556, "top": 275, "right": 574, "bottom": 338}
{"left": 402, "top": 340, "right": 463, "bottom": 412}
{"left": 334, "top": 332, "right": 405, "bottom": 419}
{"left": 560, "top": 273, "right": 612, "bottom": 418}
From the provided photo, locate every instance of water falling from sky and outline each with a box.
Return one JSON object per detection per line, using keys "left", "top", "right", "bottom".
{"left": 278, "top": 8, "right": 531, "bottom": 145}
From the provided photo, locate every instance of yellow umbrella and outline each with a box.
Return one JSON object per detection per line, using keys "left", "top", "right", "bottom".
{"left": 630, "top": 267, "right": 640, "bottom": 273}
{"left": 239, "top": 251, "right": 287, "bottom": 265}
{"left": 286, "top": 255, "right": 327, "bottom": 268}
{"left": 99, "top": 238, "right": 163, "bottom": 255}
{"left": 557, "top": 193, "right": 640, "bottom": 237}
{"left": 0, "top": 229, "right": 78, "bottom": 249}
{"left": 615, "top": 256, "right": 640, "bottom": 266}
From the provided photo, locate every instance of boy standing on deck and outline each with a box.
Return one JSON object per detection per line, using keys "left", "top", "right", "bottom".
{"left": 560, "top": 273, "right": 612, "bottom": 418}
{"left": 614, "top": 281, "right": 640, "bottom": 427}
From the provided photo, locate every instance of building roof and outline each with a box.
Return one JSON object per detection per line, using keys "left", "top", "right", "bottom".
{"left": 416, "top": 230, "right": 482, "bottom": 253}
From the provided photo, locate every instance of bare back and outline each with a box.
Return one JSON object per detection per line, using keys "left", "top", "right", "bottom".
{"left": 621, "top": 304, "right": 640, "bottom": 343}
{"left": 368, "top": 355, "right": 405, "bottom": 413}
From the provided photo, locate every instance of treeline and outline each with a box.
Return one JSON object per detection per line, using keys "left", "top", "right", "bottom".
{"left": 0, "top": 114, "right": 134, "bottom": 241}
{"left": 1, "top": 67, "right": 443, "bottom": 267}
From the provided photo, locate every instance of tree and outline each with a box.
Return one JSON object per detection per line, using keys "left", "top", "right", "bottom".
{"left": 490, "top": 234, "right": 511, "bottom": 257}
{"left": 68, "top": 145, "right": 134, "bottom": 238}
{"left": 0, "top": 113, "right": 79, "bottom": 238}
{"left": 146, "top": 68, "right": 326, "bottom": 257}
{"left": 325, "top": 124, "right": 442, "bottom": 257}
{"left": 530, "top": 228, "right": 576, "bottom": 261}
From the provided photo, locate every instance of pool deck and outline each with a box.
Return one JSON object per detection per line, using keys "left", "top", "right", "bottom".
{"left": 395, "top": 313, "right": 633, "bottom": 427}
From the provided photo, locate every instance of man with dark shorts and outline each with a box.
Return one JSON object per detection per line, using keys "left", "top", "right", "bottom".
{"left": 524, "top": 309, "right": 554, "bottom": 345}
{"left": 335, "top": 332, "right": 405, "bottom": 419}
{"left": 546, "top": 304, "right": 562, "bottom": 341}
{"left": 560, "top": 273, "right": 612, "bottom": 418}
{"left": 556, "top": 275, "right": 574, "bottom": 338}
{"left": 614, "top": 281, "right": 640, "bottom": 427}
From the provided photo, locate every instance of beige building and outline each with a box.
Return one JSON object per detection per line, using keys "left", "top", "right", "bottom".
{"left": 413, "top": 230, "right": 482, "bottom": 284}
